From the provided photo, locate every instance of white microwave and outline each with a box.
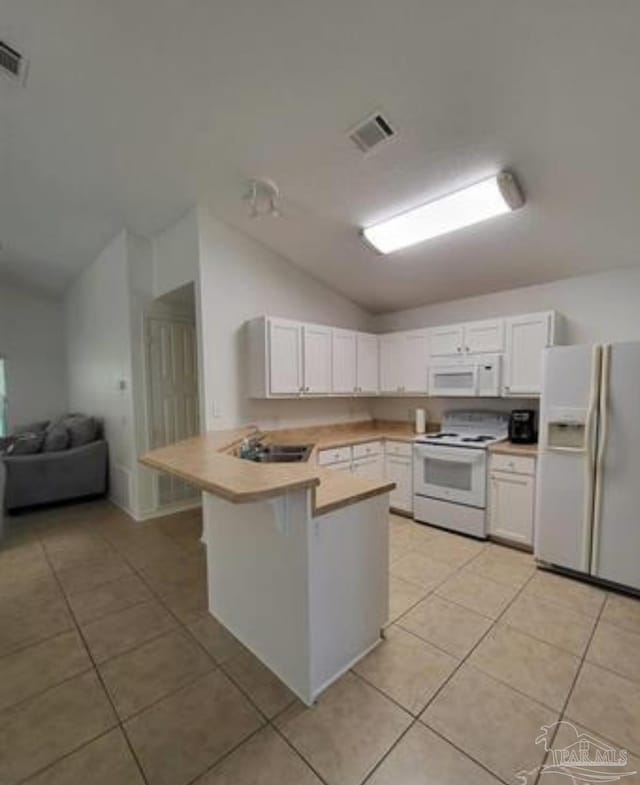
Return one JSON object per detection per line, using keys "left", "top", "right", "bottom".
{"left": 428, "top": 354, "right": 502, "bottom": 397}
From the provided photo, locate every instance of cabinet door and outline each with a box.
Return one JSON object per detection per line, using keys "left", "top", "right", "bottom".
{"left": 379, "top": 334, "right": 402, "bottom": 393}
{"left": 504, "top": 312, "right": 553, "bottom": 395}
{"left": 489, "top": 471, "right": 534, "bottom": 546}
{"left": 402, "top": 330, "right": 429, "bottom": 393}
{"left": 430, "top": 325, "right": 464, "bottom": 357}
{"left": 302, "top": 324, "right": 332, "bottom": 394}
{"left": 385, "top": 456, "right": 413, "bottom": 513}
{"left": 352, "top": 455, "right": 384, "bottom": 479}
{"left": 332, "top": 329, "right": 357, "bottom": 394}
{"left": 269, "top": 319, "right": 302, "bottom": 395}
{"left": 356, "top": 333, "right": 379, "bottom": 394}
{"left": 325, "top": 460, "right": 352, "bottom": 473}
{"left": 464, "top": 319, "right": 504, "bottom": 354}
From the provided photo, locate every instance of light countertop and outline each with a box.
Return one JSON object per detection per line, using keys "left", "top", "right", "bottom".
{"left": 489, "top": 441, "right": 539, "bottom": 457}
{"left": 140, "top": 420, "right": 430, "bottom": 516}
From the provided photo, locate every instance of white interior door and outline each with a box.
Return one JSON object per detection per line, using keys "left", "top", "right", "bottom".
{"left": 303, "top": 324, "right": 332, "bottom": 394}
{"left": 592, "top": 342, "right": 640, "bottom": 590}
{"left": 332, "top": 329, "right": 357, "bottom": 394}
{"left": 146, "top": 317, "right": 200, "bottom": 507}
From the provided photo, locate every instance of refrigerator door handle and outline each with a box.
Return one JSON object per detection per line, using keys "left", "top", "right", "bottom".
{"left": 590, "top": 343, "right": 610, "bottom": 574}
{"left": 580, "top": 344, "right": 602, "bottom": 571}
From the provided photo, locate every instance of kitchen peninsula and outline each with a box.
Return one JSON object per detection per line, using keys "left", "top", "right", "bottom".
{"left": 140, "top": 422, "right": 401, "bottom": 705}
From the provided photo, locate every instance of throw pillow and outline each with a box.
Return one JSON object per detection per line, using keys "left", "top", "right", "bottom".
{"left": 43, "top": 424, "right": 69, "bottom": 452}
{"left": 7, "top": 432, "right": 45, "bottom": 455}
{"left": 64, "top": 415, "right": 97, "bottom": 447}
{"left": 13, "top": 420, "right": 50, "bottom": 435}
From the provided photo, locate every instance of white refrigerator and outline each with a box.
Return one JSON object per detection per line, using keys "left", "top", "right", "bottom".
{"left": 535, "top": 342, "right": 640, "bottom": 592}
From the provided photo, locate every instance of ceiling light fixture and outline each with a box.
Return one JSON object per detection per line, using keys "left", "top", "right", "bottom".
{"left": 361, "top": 171, "right": 524, "bottom": 254}
{"left": 243, "top": 178, "right": 281, "bottom": 219}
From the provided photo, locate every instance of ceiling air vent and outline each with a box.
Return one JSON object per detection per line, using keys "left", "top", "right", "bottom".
{"left": 348, "top": 111, "right": 395, "bottom": 154}
{"left": 0, "top": 40, "right": 25, "bottom": 82}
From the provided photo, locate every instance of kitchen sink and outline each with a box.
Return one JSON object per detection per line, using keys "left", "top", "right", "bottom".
{"left": 241, "top": 443, "right": 313, "bottom": 463}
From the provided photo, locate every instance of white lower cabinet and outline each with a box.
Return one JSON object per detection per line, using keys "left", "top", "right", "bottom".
{"left": 385, "top": 456, "right": 412, "bottom": 514}
{"left": 352, "top": 455, "right": 384, "bottom": 479}
{"left": 488, "top": 453, "right": 536, "bottom": 546}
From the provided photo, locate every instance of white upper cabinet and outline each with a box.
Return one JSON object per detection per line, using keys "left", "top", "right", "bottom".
{"left": 463, "top": 319, "right": 504, "bottom": 354}
{"left": 430, "top": 319, "right": 503, "bottom": 356}
{"left": 430, "top": 324, "right": 465, "bottom": 357}
{"left": 380, "top": 330, "right": 429, "bottom": 394}
{"left": 331, "top": 329, "right": 357, "bottom": 394}
{"left": 504, "top": 311, "right": 558, "bottom": 396}
{"left": 303, "top": 324, "right": 333, "bottom": 394}
{"left": 269, "top": 318, "right": 303, "bottom": 395}
{"left": 356, "top": 333, "right": 379, "bottom": 394}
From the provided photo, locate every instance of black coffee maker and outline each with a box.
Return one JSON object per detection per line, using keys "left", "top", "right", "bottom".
{"left": 508, "top": 409, "right": 537, "bottom": 444}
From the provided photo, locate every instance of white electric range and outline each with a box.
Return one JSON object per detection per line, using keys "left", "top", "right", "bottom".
{"left": 413, "top": 411, "right": 509, "bottom": 539}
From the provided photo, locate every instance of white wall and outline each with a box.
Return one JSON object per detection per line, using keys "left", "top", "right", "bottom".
{"left": 65, "top": 231, "right": 138, "bottom": 514}
{"left": 0, "top": 280, "right": 67, "bottom": 429}
{"left": 371, "top": 266, "right": 640, "bottom": 423}
{"left": 197, "top": 208, "right": 373, "bottom": 430}
{"left": 153, "top": 208, "right": 200, "bottom": 299}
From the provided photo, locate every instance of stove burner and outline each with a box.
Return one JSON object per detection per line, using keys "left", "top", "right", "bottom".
{"left": 429, "top": 432, "right": 459, "bottom": 439}
{"left": 461, "top": 435, "right": 494, "bottom": 443}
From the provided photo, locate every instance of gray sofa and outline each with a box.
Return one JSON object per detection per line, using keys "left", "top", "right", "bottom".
{"left": 1, "top": 417, "right": 108, "bottom": 514}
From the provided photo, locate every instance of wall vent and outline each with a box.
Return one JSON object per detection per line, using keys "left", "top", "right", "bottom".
{"left": 348, "top": 111, "right": 395, "bottom": 154}
{"left": 0, "top": 40, "right": 25, "bottom": 82}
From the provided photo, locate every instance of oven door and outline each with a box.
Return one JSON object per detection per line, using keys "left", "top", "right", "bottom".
{"left": 413, "top": 444, "right": 487, "bottom": 508}
{"left": 428, "top": 363, "right": 479, "bottom": 397}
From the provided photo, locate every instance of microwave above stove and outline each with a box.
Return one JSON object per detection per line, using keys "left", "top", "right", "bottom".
{"left": 428, "top": 354, "right": 502, "bottom": 397}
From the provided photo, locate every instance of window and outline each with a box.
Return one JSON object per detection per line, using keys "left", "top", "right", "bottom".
{"left": 0, "top": 358, "right": 7, "bottom": 437}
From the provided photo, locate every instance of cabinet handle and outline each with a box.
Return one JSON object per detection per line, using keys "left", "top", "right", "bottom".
{"left": 457, "top": 346, "right": 462, "bottom": 353}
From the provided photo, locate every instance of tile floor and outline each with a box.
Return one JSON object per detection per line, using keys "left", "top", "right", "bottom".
{"left": 1, "top": 502, "right": 639, "bottom": 785}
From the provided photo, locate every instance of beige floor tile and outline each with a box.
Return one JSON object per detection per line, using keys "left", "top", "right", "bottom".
{"left": 389, "top": 528, "right": 414, "bottom": 564}
{"left": 0, "top": 670, "right": 117, "bottom": 785}
{"left": 23, "top": 728, "right": 145, "bottom": 785}
{"left": 435, "top": 571, "right": 519, "bottom": 619}
{"left": 81, "top": 600, "right": 176, "bottom": 663}
{"left": 275, "top": 672, "right": 411, "bottom": 785}
{"left": 159, "top": 580, "right": 209, "bottom": 624}
{"left": 0, "top": 577, "right": 74, "bottom": 657}
{"left": 538, "top": 719, "right": 640, "bottom": 785}
{"left": 566, "top": 662, "right": 640, "bottom": 756}
{"left": 524, "top": 570, "right": 606, "bottom": 618}
{"left": 398, "top": 594, "right": 492, "bottom": 658}
{"left": 388, "top": 576, "right": 429, "bottom": 623}
{"left": 354, "top": 626, "right": 458, "bottom": 715}
{"left": 100, "top": 629, "right": 214, "bottom": 719}
{"left": 66, "top": 574, "right": 153, "bottom": 624}
{"left": 417, "top": 530, "right": 485, "bottom": 568}
{"left": 391, "top": 552, "right": 456, "bottom": 591}
{"left": 601, "top": 592, "right": 640, "bottom": 635}
{"left": 390, "top": 513, "right": 413, "bottom": 531}
{"left": 366, "top": 721, "right": 502, "bottom": 785}
{"left": 0, "top": 630, "right": 91, "bottom": 711}
{"left": 139, "top": 553, "right": 206, "bottom": 590}
{"left": 466, "top": 545, "right": 536, "bottom": 587}
{"left": 422, "top": 665, "right": 557, "bottom": 784}
{"left": 194, "top": 725, "right": 322, "bottom": 785}
{"left": 43, "top": 532, "right": 115, "bottom": 571}
{"left": 223, "top": 648, "right": 295, "bottom": 719}
{"left": 468, "top": 624, "right": 580, "bottom": 710}
{"left": 188, "top": 614, "right": 247, "bottom": 664}
{"left": 0, "top": 541, "right": 51, "bottom": 586}
{"left": 55, "top": 553, "right": 133, "bottom": 595}
{"left": 587, "top": 620, "right": 640, "bottom": 683}
{"left": 501, "top": 591, "right": 595, "bottom": 656}
{"left": 125, "top": 670, "right": 263, "bottom": 785}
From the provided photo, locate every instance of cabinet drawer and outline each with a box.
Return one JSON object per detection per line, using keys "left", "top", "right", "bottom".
{"left": 352, "top": 440, "right": 382, "bottom": 459}
{"left": 318, "top": 446, "right": 352, "bottom": 465}
{"left": 490, "top": 453, "right": 535, "bottom": 475}
{"left": 385, "top": 440, "right": 412, "bottom": 458}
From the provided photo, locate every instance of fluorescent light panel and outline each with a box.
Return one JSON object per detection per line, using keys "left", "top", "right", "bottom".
{"left": 362, "top": 172, "right": 524, "bottom": 254}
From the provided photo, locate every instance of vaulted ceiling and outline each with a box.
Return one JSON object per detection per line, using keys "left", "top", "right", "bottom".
{"left": 1, "top": 0, "right": 639, "bottom": 310}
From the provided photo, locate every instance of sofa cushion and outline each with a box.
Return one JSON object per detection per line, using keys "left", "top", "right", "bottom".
{"left": 63, "top": 415, "right": 98, "bottom": 448}
{"left": 13, "top": 420, "right": 50, "bottom": 435}
{"left": 43, "top": 424, "right": 70, "bottom": 453}
{"left": 7, "top": 432, "right": 45, "bottom": 455}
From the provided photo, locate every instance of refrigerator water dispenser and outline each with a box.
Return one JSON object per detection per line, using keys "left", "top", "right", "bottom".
{"left": 546, "top": 407, "right": 588, "bottom": 450}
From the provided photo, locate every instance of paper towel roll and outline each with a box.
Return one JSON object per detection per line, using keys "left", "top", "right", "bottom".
{"left": 415, "top": 408, "right": 426, "bottom": 434}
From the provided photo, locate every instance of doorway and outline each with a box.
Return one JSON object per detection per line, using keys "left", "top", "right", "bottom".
{"left": 144, "top": 284, "right": 200, "bottom": 509}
